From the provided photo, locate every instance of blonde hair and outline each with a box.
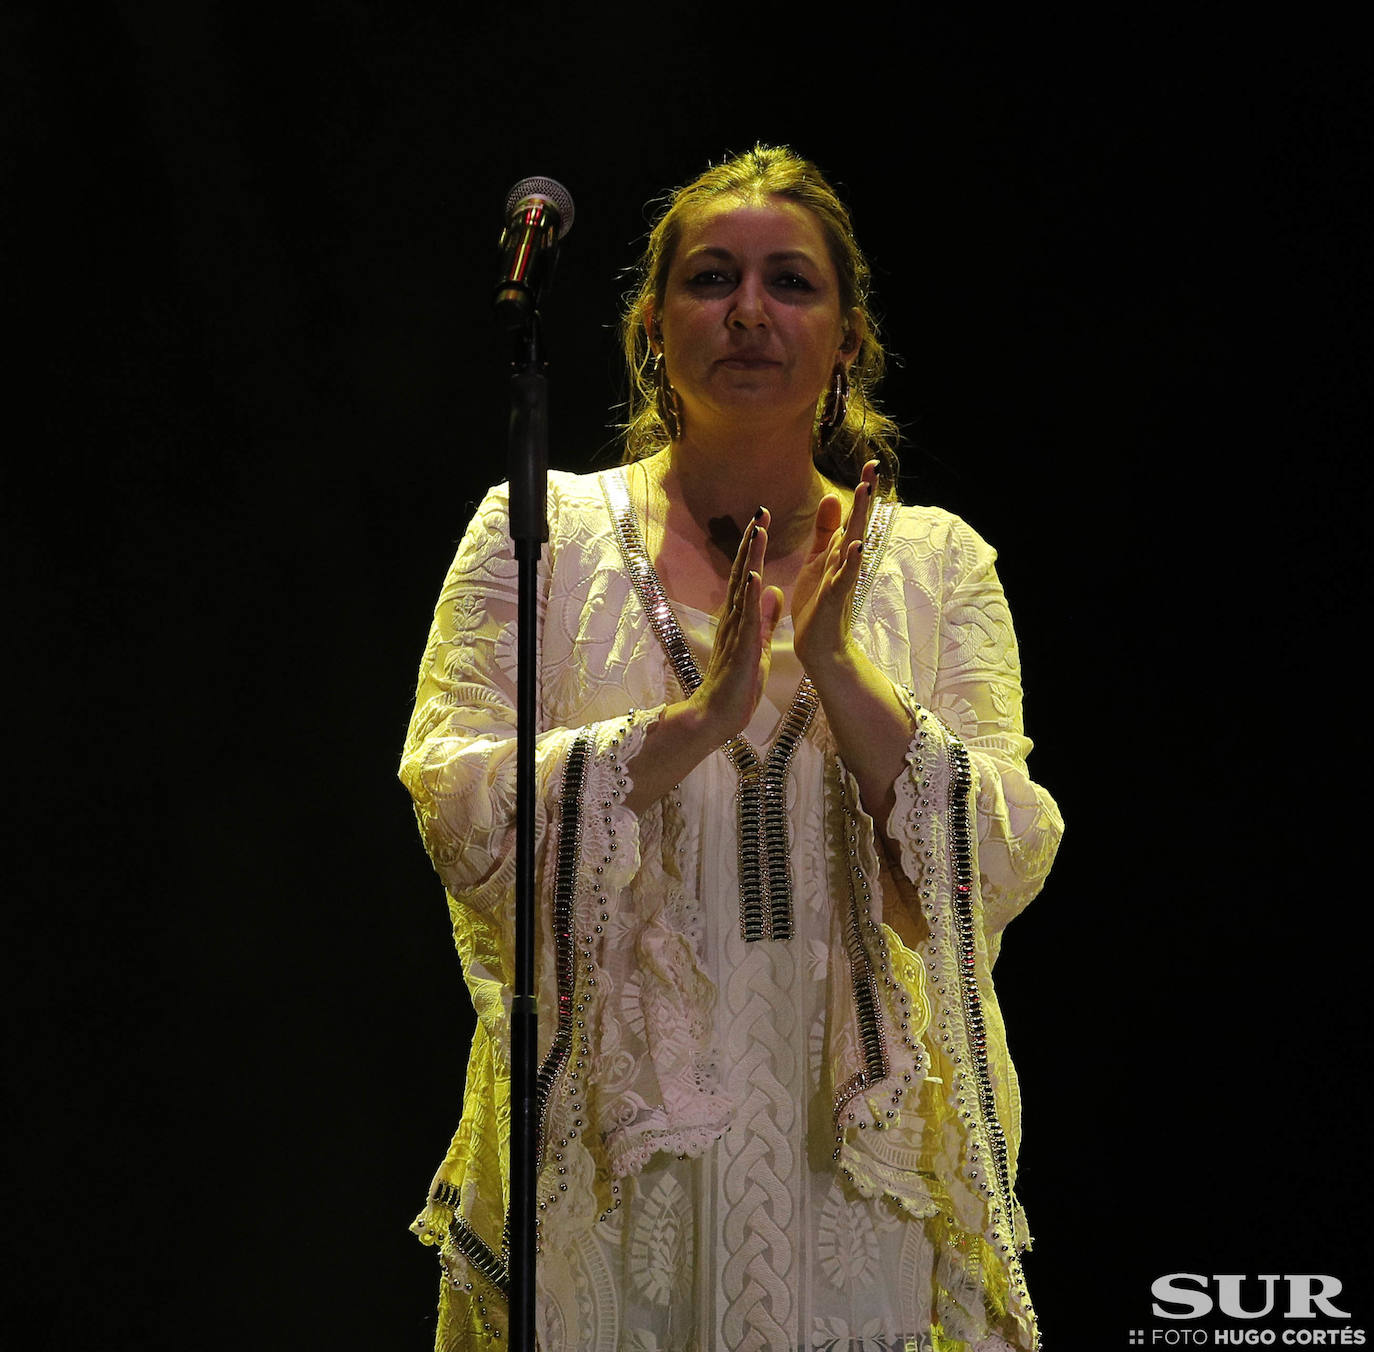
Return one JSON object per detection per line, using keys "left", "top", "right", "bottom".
{"left": 619, "top": 144, "right": 900, "bottom": 488}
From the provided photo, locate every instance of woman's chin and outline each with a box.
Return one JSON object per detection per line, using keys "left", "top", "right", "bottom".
{"left": 685, "top": 389, "right": 818, "bottom": 436}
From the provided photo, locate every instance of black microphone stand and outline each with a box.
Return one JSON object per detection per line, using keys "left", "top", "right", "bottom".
{"left": 492, "top": 177, "right": 568, "bottom": 1352}
{"left": 505, "top": 301, "right": 548, "bottom": 1352}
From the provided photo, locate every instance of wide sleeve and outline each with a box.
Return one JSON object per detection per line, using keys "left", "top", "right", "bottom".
{"left": 399, "top": 481, "right": 662, "bottom": 981}
{"left": 843, "top": 514, "right": 1053, "bottom": 1348}
{"left": 883, "top": 514, "right": 1063, "bottom": 956}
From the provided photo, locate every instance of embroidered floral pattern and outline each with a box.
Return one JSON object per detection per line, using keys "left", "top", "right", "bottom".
{"left": 818, "top": 1182, "right": 882, "bottom": 1287}
{"left": 628, "top": 1172, "right": 693, "bottom": 1306}
{"left": 403, "top": 472, "right": 1062, "bottom": 1351}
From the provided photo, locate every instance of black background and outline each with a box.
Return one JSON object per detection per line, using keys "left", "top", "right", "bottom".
{"left": 7, "top": 5, "right": 1370, "bottom": 1349}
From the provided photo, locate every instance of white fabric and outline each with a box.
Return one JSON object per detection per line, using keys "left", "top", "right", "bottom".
{"left": 400, "top": 469, "right": 1063, "bottom": 1351}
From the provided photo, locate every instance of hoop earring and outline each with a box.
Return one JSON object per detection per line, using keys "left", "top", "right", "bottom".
{"left": 653, "top": 352, "right": 684, "bottom": 442}
{"left": 818, "top": 363, "right": 850, "bottom": 445}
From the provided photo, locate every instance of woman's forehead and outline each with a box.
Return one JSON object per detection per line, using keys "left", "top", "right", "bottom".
{"left": 676, "top": 195, "right": 830, "bottom": 258}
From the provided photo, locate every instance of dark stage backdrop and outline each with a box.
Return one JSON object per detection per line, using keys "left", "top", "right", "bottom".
{"left": 7, "top": 6, "right": 1370, "bottom": 1350}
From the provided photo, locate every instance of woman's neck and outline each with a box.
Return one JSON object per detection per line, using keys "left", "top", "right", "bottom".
{"left": 657, "top": 430, "right": 830, "bottom": 563}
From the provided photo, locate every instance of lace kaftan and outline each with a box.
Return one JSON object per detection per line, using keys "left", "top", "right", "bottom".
{"left": 401, "top": 469, "right": 1062, "bottom": 1352}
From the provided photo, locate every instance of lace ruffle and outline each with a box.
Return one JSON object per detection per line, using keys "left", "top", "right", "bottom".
{"left": 403, "top": 472, "right": 1059, "bottom": 1351}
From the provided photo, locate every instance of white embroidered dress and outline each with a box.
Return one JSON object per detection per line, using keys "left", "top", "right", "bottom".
{"left": 401, "top": 469, "right": 1062, "bottom": 1352}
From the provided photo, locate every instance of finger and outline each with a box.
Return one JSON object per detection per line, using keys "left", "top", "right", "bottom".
{"left": 818, "top": 540, "right": 865, "bottom": 615}
{"left": 829, "top": 529, "right": 863, "bottom": 574}
{"left": 735, "top": 568, "right": 764, "bottom": 662}
{"left": 845, "top": 477, "right": 873, "bottom": 545}
{"left": 723, "top": 541, "right": 750, "bottom": 621}
{"left": 808, "top": 494, "right": 840, "bottom": 555}
{"left": 747, "top": 568, "right": 763, "bottom": 620}
{"left": 745, "top": 574, "right": 782, "bottom": 689}
{"left": 761, "top": 584, "right": 784, "bottom": 641}
{"left": 712, "top": 579, "right": 748, "bottom": 674}
{"left": 748, "top": 520, "right": 769, "bottom": 579}
{"left": 837, "top": 542, "right": 865, "bottom": 618}
{"left": 724, "top": 507, "right": 762, "bottom": 605}
{"left": 729, "top": 525, "right": 769, "bottom": 623}
{"left": 732, "top": 510, "right": 771, "bottom": 611}
{"left": 824, "top": 525, "right": 846, "bottom": 572}
{"left": 852, "top": 460, "right": 880, "bottom": 520}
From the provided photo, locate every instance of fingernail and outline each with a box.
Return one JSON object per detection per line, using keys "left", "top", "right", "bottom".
{"left": 747, "top": 522, "right": 758, "bottom": 543}
{"left": 753, "top": 506, "right": 765, "bottom": 520}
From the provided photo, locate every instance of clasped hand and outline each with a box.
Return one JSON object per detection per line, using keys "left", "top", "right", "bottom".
{"left": 690, "top": 460, "right": 879, "bottom": 742}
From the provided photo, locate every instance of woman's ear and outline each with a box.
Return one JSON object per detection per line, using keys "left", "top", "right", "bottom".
{"left": 839, "top": 308, "right": 865, "bottom": 367}
{"left": 644, "top": 305, "right": 663, "bottom": 356}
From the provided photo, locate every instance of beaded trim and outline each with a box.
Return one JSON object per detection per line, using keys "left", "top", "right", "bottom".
{"left": 443, "top": 730, "right": 593, "bottom": 1301}
{"left": 947, "top": 741, "right": 1013, "bottom": 1207}
{"left": 601, "top": 466, "right": 895, "bottom": 941}
{"left": 945, "top": 734, "right": 1037, "bottom": 1340}
{"left": 833, "top": 773, "right": 890, "bottom": 1109}
{"left": 447, "top": 1214, "right": 509, "bottom": 1296}
{"left": 830, "top": 765, "right": 932, "bottom": 1135}
{"left": 534, "top": 731, "right": 590, "bottom": 1180}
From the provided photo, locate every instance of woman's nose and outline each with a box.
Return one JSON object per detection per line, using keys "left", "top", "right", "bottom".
{"left": 728, "top": 276, "right": 768, "bottom": 328}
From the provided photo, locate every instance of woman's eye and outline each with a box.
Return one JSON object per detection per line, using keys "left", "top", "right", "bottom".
{"left": 774, "top": 272, "right": 814, "bottom": 291}
{"left": 688, "top": 269, "right": 733, "bottom": 286}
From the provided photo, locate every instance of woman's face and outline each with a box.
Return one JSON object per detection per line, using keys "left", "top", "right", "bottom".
{"left": 651, "top": 196, "right": 858, "bottom": 439}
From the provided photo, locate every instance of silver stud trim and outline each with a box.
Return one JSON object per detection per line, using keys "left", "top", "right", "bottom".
{"left": 945, "top": 734, "right": 1038, "bottom": 1344}
{"left": 445, "top": 727, "right": 596, "bottom": 1304}
{"left": 601, "top": 466, "right": 894, "bottom": 941}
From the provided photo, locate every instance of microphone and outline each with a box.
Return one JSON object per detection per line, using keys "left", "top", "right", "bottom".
{"left": 495, "top": 176, "right": 574, "bottom": 329}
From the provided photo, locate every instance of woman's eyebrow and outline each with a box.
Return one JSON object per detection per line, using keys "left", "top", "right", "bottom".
{"left": 683, "top": 246, "right": 819, "bottom": 264}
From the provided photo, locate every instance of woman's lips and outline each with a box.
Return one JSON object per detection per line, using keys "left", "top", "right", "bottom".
{"left": 717, "top": 357, "right": 779, "bottom": 369}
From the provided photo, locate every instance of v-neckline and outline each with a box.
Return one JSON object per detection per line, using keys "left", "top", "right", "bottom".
{"left": 599, "top": 464, "right": 897, "bottom": 942}
{"left": 600, "top": 465, "right": 896, "bottom": 754}
{"left": 601, "top": 467, "right": 832, "bottom": 762}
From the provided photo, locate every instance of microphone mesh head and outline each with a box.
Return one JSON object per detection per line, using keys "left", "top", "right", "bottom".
{"left": 505, "top": 176, "right": 575, "bottom": 238}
